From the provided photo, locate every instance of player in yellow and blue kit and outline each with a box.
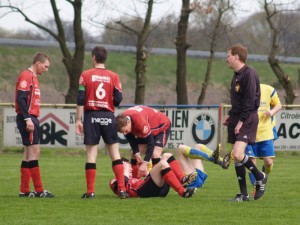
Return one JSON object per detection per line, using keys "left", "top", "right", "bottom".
{"left": 177, "top": 144, "right": 229, "bottom": 189}
{"left": 245, "top": 84, "right": 282, "bottom": 195}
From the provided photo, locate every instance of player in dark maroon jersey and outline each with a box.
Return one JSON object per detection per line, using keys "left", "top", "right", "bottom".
{"left": 15, "top": 52, "right": 54, "bottom": 198}
{"left": 75, "top": 46, "right": 128, "bottom": 199}
{"left": 116, "top": 106, "right": 171, "bottom": 178}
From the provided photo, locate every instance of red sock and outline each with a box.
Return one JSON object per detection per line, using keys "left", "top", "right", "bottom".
{"left": 30, "top": 166, "right": 43, "bottom": 193}
{"left": 86, "top": 169, "right": 96, "bottom": 194}
{"left": 162, "top": 168, "right": 184, "bottom": 196}
{"left": 168, "top": 157, "right": 185, "bottom": 181}
{"left": 132, "top": 164, "right": 138, "bottom": 178}
{"left": 20, "top": 163, "right": 31, "bottom": 193}
{"left": 112, "top": 160, "right": 125, "bottom": 192}
{"left": 85, "top": 163, "right": 96, "bottom": 194}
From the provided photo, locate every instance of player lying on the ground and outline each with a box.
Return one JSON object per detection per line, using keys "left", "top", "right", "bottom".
{"left": 109, "top": 143, "right": 230, "bottom": 198}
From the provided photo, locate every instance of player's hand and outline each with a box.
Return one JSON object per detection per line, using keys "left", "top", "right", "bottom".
{"left": 135, "top": 153, "right": 143, "bottom": 163}
{"left": 26, "top": 119, "right": 34, "bottom": 132}
{"left": 75, "top": 121, "right": 84, "bottom": 135}
{"left": 223, "top": 115, "right": 230, "bottom": 126}
{"left": 235, "top": 120, "right": 243, "bottom": 135}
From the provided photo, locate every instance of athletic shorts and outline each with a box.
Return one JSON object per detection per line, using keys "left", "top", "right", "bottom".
{"left": 227, "top": 112, "right": 258, "bottom": 144}
{"left": 245, "top": 140, "right": 275, "bottom": 158}
{"left": 187, "top": 168, "right": 208, "bottom": 189}
{"left": 83, "top": 110, "right": 118, "bottom": 145}
{"left": 136, "top": 126, "right": 171, "bottom": 148}
{"left": 16, "top": 114, "right": 40, "bottom": 146}
{"left": 136, "top": 174, "right": 170, "bottom": 197}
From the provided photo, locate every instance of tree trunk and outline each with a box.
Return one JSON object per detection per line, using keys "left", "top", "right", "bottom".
{"left": 175, "top": 0, "right": 191, "bottom": 105}
{"left": 264, "top": 0, "right": 296, "bottom": 105}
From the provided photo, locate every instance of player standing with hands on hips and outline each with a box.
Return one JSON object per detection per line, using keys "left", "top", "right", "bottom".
{"left": 16, "top": 52, "right": 55, "bottom": 198}
{"left": 75, "top": 46, "right": 128, "bottom": 199}
{"left": 224, "top": 45, "right": 268, "bottom": 201}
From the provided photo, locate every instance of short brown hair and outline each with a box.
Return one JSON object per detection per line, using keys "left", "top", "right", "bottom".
{"left": 115, "top": 114, "right": 130, "bottom": 131}
{"left": 227, "top": 45, "right": 248, "bottom": 63}
{"left": 32, "top": 52, "right": 50, "bottom": 64}
{"left": 92, "top": 46, "right": 107, "bottom": 63}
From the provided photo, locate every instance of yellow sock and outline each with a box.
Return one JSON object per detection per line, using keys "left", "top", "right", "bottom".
{"left": 147, "top": 160, "right": 152, "bottom": 173}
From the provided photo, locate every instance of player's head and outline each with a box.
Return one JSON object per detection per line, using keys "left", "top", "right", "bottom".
{"left": 109, "top": 174, "right": 129, "bottom": 196}
{"left": 109, "top": 178, "right": 118, "bottom": 195}
{"left": 32, "top": 52, "right": 51, "bottom": 75}
{"left": 92, "top": 46, "right": 107, "bottom": 64}
{"left": 227, "top": 44, "right": 248, "bottom": 63}
{"left": 115, "top": 114, "right": 132, "bottom": 135}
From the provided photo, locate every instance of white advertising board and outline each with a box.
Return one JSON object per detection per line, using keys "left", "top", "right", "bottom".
{"left": 3, "top": 107, "right": 219, "bottom": 150}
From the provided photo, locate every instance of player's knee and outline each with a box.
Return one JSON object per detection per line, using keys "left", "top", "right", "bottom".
{"left": 161, "top": 152, "right": 172, "bottom": 160}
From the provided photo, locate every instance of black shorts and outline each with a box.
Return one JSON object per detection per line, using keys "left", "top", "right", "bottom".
{"left": 227, "top": 112, "right": 258, "bottom": 144}
{"left": 83, "top": 110, "right": 118, "bottom": 145}
{"left": 16, "top": 114, "right": 40, "bottom": 146}
{"left": 136, "top": 126, "right": 171, "bottom": 148}
{"left": 137, "top": 174, "right": 170, "bottom": 197}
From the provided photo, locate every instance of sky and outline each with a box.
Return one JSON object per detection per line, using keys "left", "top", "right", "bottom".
{"left": 0, "top": 0, "right": 262, "bottom": 36}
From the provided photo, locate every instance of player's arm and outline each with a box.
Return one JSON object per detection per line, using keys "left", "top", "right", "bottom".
{"left": 76, "top": 86, "right": 85, "bottom": 135}
{"left": 113, "top": 87, "right": 123, "bottom": 106}
{"left": 125, "top": 133, "right": 139, "bottom": 155}
{"left": 141, "top": 133, "right": 155, "bottom": 162}
{"left": 16, "top": 90, "right": 31, "bottom": 119}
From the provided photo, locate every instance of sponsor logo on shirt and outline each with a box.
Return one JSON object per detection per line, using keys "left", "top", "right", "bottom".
{"left": 20, "top": 80, "right": 27, "bottom": 88}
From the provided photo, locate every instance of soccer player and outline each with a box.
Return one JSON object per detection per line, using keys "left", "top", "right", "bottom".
{"left": 246, "top": 84, "right": 282, "bottom": 194}
{"left": 75, "top": 46, "right": 128, "bottom": 199}
{"left": 109, "top": 143, "right": 228, "bottom": 198}
{"left": 15, "top": 52, "right": 55, "bottom": 198}
{"left": 224, "top": 44, "right": 268, "bottom": 201}
{"left": 115, "top": 106, "right": 171, "bottom": 178}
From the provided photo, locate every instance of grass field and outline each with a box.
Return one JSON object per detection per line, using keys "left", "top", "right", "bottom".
{"left": 0, "top": 149, "right": 299, "bottom": 225}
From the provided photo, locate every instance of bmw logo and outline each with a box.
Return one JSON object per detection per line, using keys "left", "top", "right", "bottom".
{"left": 192, "top": 113, "right": 215, "bottom": 144}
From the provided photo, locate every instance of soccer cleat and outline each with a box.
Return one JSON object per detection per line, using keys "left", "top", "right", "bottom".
{"left": 254, "top": 172, "right": 268, "bottom": 200}
{"left": 181, "top": 171, "right": 197, "bottom": 187}
{"left": 182, "top": 187, "right": 197, "bottom": 198}
{"left": 229, "top": 193, "right": 250, "bottom": 202}
{"left": 221, "top": 152, "right": 231, "bottom": 169}
{"left": 212, "top": 144, "right": 222, "bottom": 164}
{"left": 34, "top": 190, "right": 55, "bottom": 198}
{"left": 19, "top": 192, "right": 35, "bottom": 198}
{"left": 118, "top": 190, "right": 129, "bottom": 199}
{"left": 81, "top": 192, "right": 95, "bottom": 199}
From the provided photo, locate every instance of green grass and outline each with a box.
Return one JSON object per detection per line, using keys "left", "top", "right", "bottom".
{"left": 0, "top": 149, "right": 299, "bottom": 225}
{"left": 0, "top": 45, "right": 299, "bottom": 104}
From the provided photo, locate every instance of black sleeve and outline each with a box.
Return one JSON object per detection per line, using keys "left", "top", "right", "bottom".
{"left": 142, "top": 134, "right": 155, "bottom": 162}
{"left": 113, "top": 87, "right": 123, "bottom": 107}
{"left": 16, "top": 90, "right": 31, "bottom": 119}
{"left": 125, "top": 133, "right": 139, "bottom": 155}
{"left": 77, "top": 90, "right": 85, "bottom": 106}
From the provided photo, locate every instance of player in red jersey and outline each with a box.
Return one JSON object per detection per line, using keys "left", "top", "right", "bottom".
{"left": 15, "top": 52, "right": 54, "bottom": 198}
{"left": 115, "top": 106, "right": 171, "bottom": 178}
{"left": 75, "top": 46, "right": 128, "bottom": 199}
{"left": 109, "top": 154, "right": 197, "bottom": 198}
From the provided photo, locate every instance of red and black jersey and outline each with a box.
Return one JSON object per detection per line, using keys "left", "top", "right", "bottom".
{"left": 125, "top": 178, "right": 144, "bottom": 197}
{"left": 15, "top": 69, "right": 41, "bottom": 117}
{"left": 123, "top": 106, "right": 171, "bottom": 138}
{"left": 79, "top": 68, "right": 122, "bottom": 112}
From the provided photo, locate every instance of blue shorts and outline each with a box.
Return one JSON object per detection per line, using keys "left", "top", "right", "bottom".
{"left": 245, "top": 140, "right": 275, "bottom": 158}
{"left": 187, "top": 168, "right": 208, "bottom": 188}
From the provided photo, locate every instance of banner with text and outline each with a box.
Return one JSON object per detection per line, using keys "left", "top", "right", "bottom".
{"left": 3, "top": 107, "right": 219, "bottom": 150}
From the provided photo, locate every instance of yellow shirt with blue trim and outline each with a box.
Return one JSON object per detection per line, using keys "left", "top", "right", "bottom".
{"left": 256, "top": 84, "right": 281, "bottom": 142}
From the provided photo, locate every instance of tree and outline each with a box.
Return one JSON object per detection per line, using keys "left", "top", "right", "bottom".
{"left": 175, "top": 0, "right": 192, "bottom": 105}
{"left": 0, "top": 0, "right": 85, "bottom": 103}
{"left": 263, "top": 0, "right": 298, "bottom": 104}
{"left": 195, "top": 0, "right": 234, "bottom": 104}
{"left": 101, "top": 0, "right": 155, "bottom": 104}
